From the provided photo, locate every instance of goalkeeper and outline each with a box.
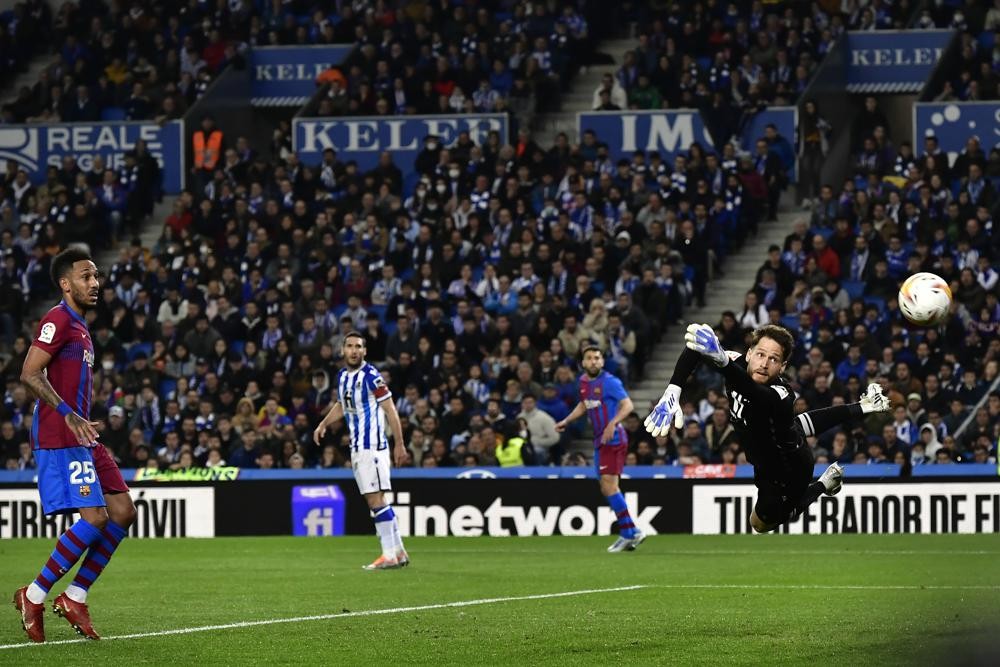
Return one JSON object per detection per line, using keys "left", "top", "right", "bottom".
{"left": 645, "top": 323, "right": 891, "bottom": 532}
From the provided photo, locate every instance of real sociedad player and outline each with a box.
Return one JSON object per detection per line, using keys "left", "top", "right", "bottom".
{"left": 556, "top": 345, "right": 645, "bottom": 552}
{"left": 313, "top": 332, "right": 409, "bottom": 569}
{"left": 14, "top": 248, "right": 137, "bottom": 642}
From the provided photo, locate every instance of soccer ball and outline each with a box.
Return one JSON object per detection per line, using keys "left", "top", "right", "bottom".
{"left": 898, "top": 272, "right": 952, "bottom": 326}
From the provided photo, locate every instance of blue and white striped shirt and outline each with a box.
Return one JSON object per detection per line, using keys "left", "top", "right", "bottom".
{"left": 337, "top": 363, "right": 392, "bottom": 451}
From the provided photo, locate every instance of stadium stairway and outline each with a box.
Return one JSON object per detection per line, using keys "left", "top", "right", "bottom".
{"left": 566, "top": 199, "right": 797, "bottom": 457}
{"left": 532, "top": 37, "right": 638, "bottom": 148}
{"left": 0, "top": 53, "right": 57, "bottom": 110}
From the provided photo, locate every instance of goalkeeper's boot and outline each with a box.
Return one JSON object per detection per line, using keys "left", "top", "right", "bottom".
{"left": 12, "top": 586, "right": 45, "bottom": 643}
{"left": 625, "top": 530, "right": 647, "bottom": 551}
{"left": 818, "top": 462, "right": 845, "bottom": 497}
{"left": 363, "top": 554, "right": 401, "bottom": 570}
{"left": 52, "top": 592, "right": 100, "bottom": 640}
{"left": 860, "top": 383, "right": 892, "bottom": 414}
{"left": 397, "top": 550, "right": 410, "bottom": 567}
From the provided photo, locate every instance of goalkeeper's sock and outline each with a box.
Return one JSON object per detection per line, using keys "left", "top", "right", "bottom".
{"left": 796, "top": 403, "right": 863, "bottom": 437}
{"left": 606, "top": 492, "right": 636, "bottom": 538}
{"left": 792, "top": 481, "right": 827, "bottom": 521}
{"left": 372, "top": 506, "right": 397, "bottom": 559}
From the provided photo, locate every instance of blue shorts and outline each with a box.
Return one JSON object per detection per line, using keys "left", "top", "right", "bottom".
{"left": 35, "top": 447, "right": 107, "bottom": 516}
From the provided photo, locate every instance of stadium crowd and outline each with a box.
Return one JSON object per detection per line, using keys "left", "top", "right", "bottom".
{"left": 0, "top": 0, "right": 996, "bottom": 476}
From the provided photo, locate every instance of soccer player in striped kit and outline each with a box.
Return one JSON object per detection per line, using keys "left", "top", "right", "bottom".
{"left": 556, "top": 345, "right": 645, "bottom": 552}
{"left": 14, "top": 248, "right": 137, "bottom": 642}
{"left": 314, "top": 332, "right": 409, "bottom": 569}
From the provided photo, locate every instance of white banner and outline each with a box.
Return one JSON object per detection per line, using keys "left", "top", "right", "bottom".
{"left": 0, "top": 487, "right": 215, "bottom": 538}
{"left": 692, "top": 483, "right": 1000, "bottom": 535}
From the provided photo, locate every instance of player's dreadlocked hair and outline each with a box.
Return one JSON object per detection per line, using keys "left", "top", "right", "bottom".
{"left": 50, "top": 247, "right": 93, "bottom": 288}
{"left": 749, "top": 325, "right": 795, "bottom": 363}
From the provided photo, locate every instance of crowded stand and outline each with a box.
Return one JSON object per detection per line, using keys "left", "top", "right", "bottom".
{"left": 0, "top": 0, "right": 996, "bottom": 478}
{"left": 921, "top": 0, "right": 1000, "bottom": 103}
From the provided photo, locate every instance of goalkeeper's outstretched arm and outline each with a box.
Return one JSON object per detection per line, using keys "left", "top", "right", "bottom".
{"left": 644, "top": 328, "right": 708, "bottom": 437}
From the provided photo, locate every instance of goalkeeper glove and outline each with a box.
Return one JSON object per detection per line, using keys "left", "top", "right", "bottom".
{"left": 644, "top": 383, "right": 684, "bottom": 438}
{"left": 684, "top": 323, "right": 729, "bottom": 367}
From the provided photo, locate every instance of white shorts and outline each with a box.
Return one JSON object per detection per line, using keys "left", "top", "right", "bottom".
{"left": 351, "top": 448, "right": 392, "bottom": 494}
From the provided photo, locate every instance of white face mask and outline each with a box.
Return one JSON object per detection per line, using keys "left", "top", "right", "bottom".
{"left": 435, "top": 184, "right": 447, "bottom": 194}
{"left": 449, "top": 169, "right": 460, "bottom": 179}
{"left": 427, "top": 142, "right": 438, "bottom": 151}
{"left": 102, "top": 360, "right": 114, "bottom": 371}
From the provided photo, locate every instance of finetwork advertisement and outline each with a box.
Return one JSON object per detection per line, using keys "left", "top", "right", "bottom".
{"left": 692, "top": 482, "right": 1000, "bottom": 535}
{"left": 845, "top": 29, "right": 953, "bottom": 93}
{"left": 0, "top": 487, "right": 215, "bottom": 538}
{"left": 913, "top": 102, "right": 1000, "bottom": 161}
{"left": 577, "top": 108, "right": 796, "bottom": 177}
{"left": 381, "top": 488, "right": 663, "bottom": 537}
{"left": 251, "top": 45, "right": 353, "bottom": 106}
{"left": 293, "top": 114, "right": 508, "bottom": 172}
{"left": 0, "top": 120, "right": 185, "bottom": 193}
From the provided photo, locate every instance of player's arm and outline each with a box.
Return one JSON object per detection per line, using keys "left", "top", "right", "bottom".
{"left": 379, "top": 397, "right": 408, "bottom": 467}
{"left": 602, "top": 396, "right": 634, "bottom": 443}
{"left": 644, "top": 334, "right": 702, "bottom": 437}
{"left": 21, "top": 346, "right": 101, "bottom": 446}
{"left": 555, "top": 401, "right": 587, "bottom": 432}
{"left": 312, "top": 400, "right": 343, "bottom": 445}
{"left": 685, "top": 324, "right": 784, "bottom": 407}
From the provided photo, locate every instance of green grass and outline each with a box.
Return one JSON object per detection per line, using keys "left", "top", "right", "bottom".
{"left": 1, "top": 535, "right": 998, "bottom": 665}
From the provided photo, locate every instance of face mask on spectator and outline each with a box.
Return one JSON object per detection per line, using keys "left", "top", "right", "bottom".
{"left": 427, "top": 142, "right": 438, "bottom": 151}
{"left": 102, "top": 360, "right": 114, "bottom": 371}
{"left": 436, "top": 184, "right": 447, "bottom": 194}
{"left": 449, "top": 169, "right": 460, "bottom": 179}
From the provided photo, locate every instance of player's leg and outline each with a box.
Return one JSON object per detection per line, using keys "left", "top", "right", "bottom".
{"left": 356, "top": 450, "right": 402, "bottom": 570}
{"left": 15, "top": 448, "right": 108, "bottom": 642}
{"left": 598, "top": 445, "right": 644, "bottom": 552}
{"left": 796, "top": 383, "right": 891, "bottom": 437}
{"left": 64, "top": 447, "right": 135, "bottom": 605}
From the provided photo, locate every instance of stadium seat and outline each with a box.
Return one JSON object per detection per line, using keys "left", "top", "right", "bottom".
{"left": 100, "top": 106, "right": 126, "bottom": 121}
{"left": 368, "top": 304, "right": 387, "bottom": 324}
{"left": 159, "top": 378, "right": 178, "bottom": 399}
{"left": 780, "top": 314, "right": 799, "bottom": 330}
{"left": 863, "top": 296, "right": 886, "bottom": 311}
{"left": 841, "top": 281, "right": 865, "bottom": 299}
{"left": 230, "top": 340, "right": 245, "bottom": 356}
{"left": 127, "top": 343, "right": 153, "bottom": 362}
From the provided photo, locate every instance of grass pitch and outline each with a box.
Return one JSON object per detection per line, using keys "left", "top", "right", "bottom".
{"left": 1, "top": 534, "right": 998, "bottom": 665}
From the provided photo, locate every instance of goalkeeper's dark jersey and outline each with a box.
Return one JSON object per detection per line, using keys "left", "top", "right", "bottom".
{"left": 721, "top": 356, "right": 805, "bottom": 484}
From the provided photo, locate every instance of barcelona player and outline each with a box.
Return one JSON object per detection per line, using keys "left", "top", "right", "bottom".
{"left": 556, "top": 345, "right": 643, "bottom": 552}
{"left": 14, "top": 248, "right": 136, "bottom": 642}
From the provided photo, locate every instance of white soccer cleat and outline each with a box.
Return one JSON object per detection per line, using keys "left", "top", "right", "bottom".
{"left": 859, "top": 383, "right": 892, "bottom": 414}
{"left": 607, "top": 536, "right": 632, "bottom": 553}
{"left": 625, "top": 531, "right": 646, "bottom": 551}
{"left": 396, "top": 550, "right": 410, "bottom": 567}
{"left": 818, "top": 462, "right": 844, "bottom": 496}
{"left": 362, "top": 555, "right": 401, "bottom": 570}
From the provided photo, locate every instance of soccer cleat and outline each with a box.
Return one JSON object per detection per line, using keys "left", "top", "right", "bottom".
{"left": 12, "top": 586, "right": 45, "bottom": 643}
{"left": 52, "top": 592, "right": 100, "bottom": 640}
{"left": 625, "top": 531, "right": 647, "bottom": 551}
{"left": 607, "top": 536, "right": 632, "bottom": 553}
{"left": 818, "top": 462, "right": 845, "bottom": 496}
{"left": 859, "top": 383, "right": 892, "bottom": 414}
{"left": 363, "top": 555, "right": 401, "bottom": 570}
{"left": 397, "top": 550, "right": 410, "bottom": 567}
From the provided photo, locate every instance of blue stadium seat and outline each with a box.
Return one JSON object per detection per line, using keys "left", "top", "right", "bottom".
{"left": 978, "top": 31, "right": 995, "bottom": 51}
{"left": 100, "top": 106, "right": 126, "bottom": 121}
{"left": 696, "top": 56, "right": 711, "bottom": 72}
{"left": 368, "top": 304, "right": 387, "bottom": 324}
{"left": 230, "top": 340, "right": 245, "bottom": 356}
{"left": 841, "top": 281, "right": 865, "bottom": 299}
{"left": 780, "top": 314, "right": 799, "bottom": 330}
{"left": 810, "top": 227, "right": 833, "bottom": 241}
{"left": 863, "top": 296, "right": 886, "bottom": 311}
{"left": 159, "top": 378, "right": 178, "bottom": 399}
{"left": 384, "top": 321, "right": 398, "bottom": 337}
{"left": 127, "top": 342, "right": 153, "bottom": 362}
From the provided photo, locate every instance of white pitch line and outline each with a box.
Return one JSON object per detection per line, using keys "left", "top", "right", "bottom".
{"left": 655, "top": 584, "right": 1000, "bottom": 591}
{"left": 0, "top": 585, "right": 648, "bottom": 651}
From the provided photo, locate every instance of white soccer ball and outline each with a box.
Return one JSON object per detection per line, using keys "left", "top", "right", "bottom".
{"left": 898, "top": 272, "right": 952, "bottom": 326}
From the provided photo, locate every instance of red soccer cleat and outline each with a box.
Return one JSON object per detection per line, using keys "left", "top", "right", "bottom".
{"left": 52, "top": 592, "right": 100, "bottom": 640}
{"left": 12, "top": 586, "right": 45, "bottom": 643}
